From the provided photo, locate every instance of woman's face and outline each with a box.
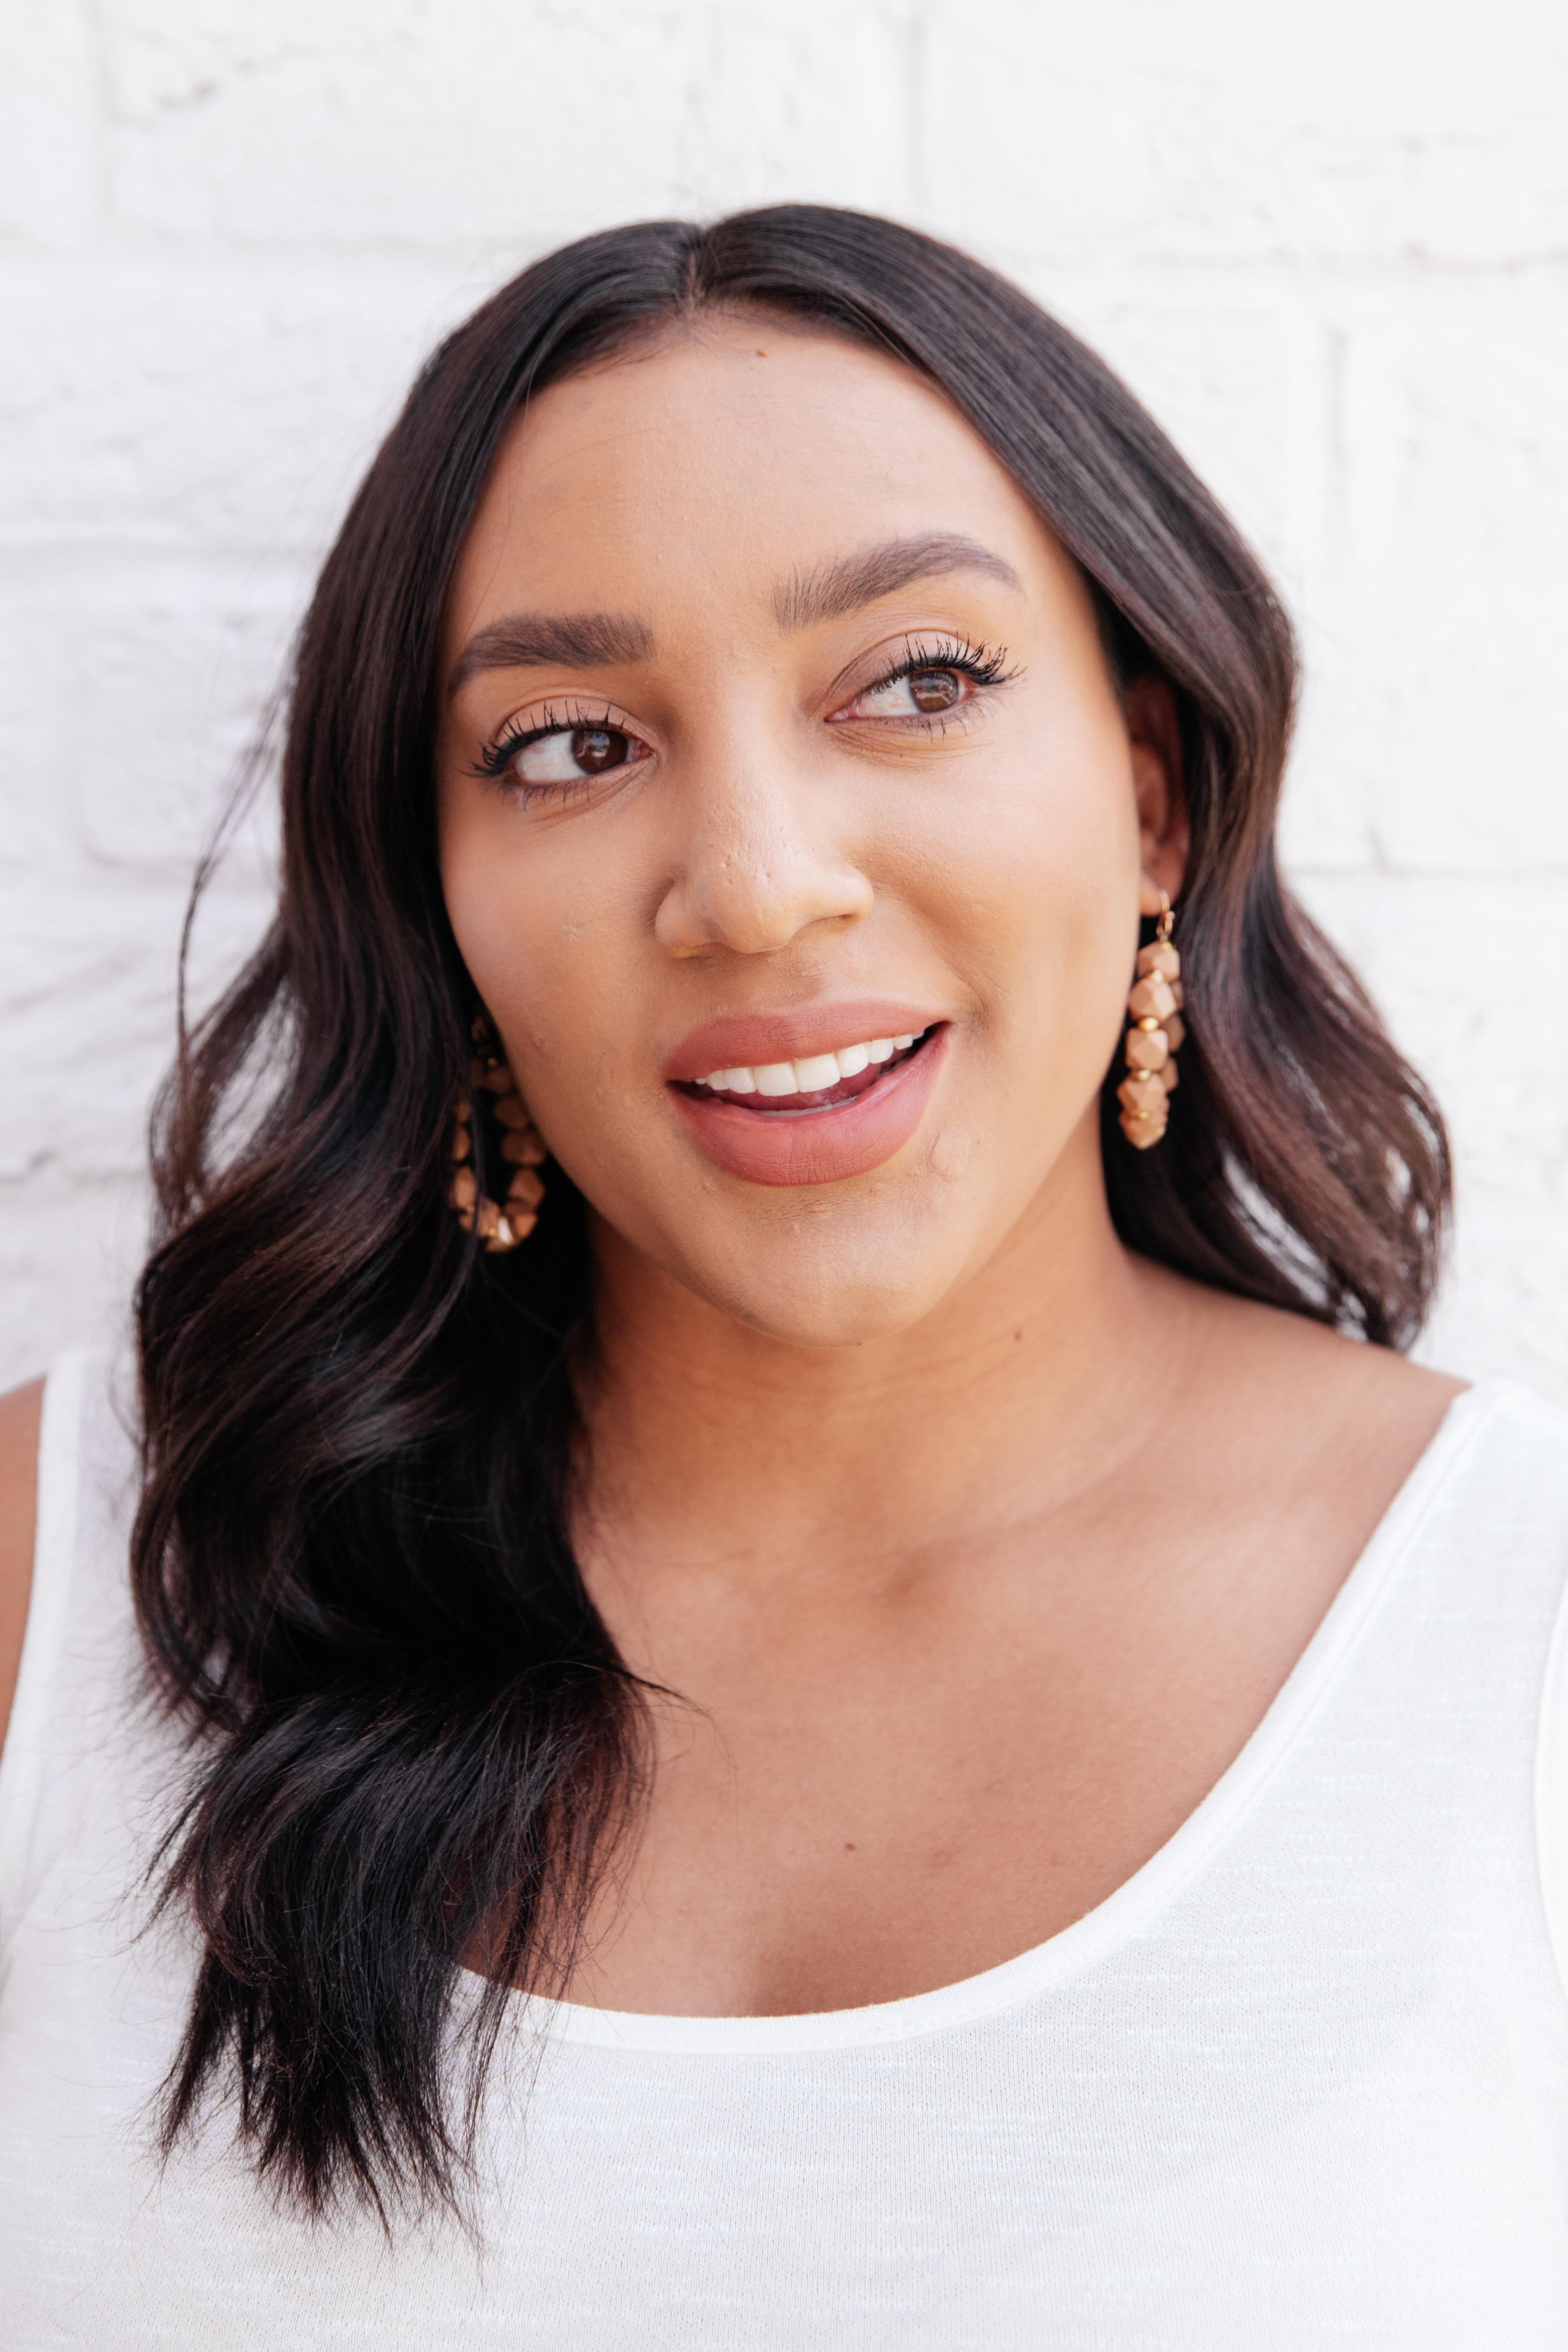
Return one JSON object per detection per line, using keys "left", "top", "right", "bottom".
{"left": 437, "top": 318, "right": 1181, "bottom": 1346}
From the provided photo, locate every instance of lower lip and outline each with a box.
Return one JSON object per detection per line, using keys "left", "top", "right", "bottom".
{"left": 670, "top": 1029, "right": 948, "bottom": 1188}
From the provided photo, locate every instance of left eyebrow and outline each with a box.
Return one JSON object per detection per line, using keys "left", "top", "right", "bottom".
{"left": 772, "top": 532, "right": 1023, "bottom": 634}
{"left": 446, "top": 609, "right": 655, "bottom": 700}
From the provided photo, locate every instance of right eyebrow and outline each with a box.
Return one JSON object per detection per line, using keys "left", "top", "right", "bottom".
{"left": 446, "top": 611, "right": 655, "bottom": 700}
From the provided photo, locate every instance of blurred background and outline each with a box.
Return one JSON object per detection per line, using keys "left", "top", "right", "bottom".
{"left": 2, "top": 0, "right": 1565, "bottom": 1396}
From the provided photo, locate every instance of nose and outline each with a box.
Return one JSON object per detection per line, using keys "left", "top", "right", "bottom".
{"left": 654, "top": 744, "right": 875, "bottom": 961}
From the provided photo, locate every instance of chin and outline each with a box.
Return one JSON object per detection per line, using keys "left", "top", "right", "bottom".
{"left": 716, "top": 1278, "right": 947, "bottom": 1352}
{"left": 679, "top": 1204, "right": 980, "bottom": 1351}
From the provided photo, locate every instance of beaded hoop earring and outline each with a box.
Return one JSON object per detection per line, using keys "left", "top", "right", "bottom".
{"left": 1115, "top": 883, "right": 1184, "bottom": 1151}
{"left": 450, "top": 1017, "right": 548, "bottom": 1251}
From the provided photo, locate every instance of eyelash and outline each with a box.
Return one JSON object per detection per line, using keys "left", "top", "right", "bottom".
{"left": 848, "top": 635, "right": 1014, "bottom": 714}
{"left": 469, "top": 637, "right": 1016, "bottom": 793}
{"left": 470, "top": 701, "right": 619, "bottom": 785}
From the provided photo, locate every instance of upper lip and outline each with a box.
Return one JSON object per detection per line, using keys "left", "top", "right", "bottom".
{"left": 663, "top": 1001, "right": 945, "bottom": 1084}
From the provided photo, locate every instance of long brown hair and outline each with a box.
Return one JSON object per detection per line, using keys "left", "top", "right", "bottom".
{"left": 135, "top": 205, "right": 1449, "bottom": 2218}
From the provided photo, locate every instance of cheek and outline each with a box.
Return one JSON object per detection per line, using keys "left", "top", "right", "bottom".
{"left": 440, "top": 816, "right": 585, "bottom": 1060}
{"left": 439, "top": 817, "right": 655, "bottom": 1172}
{"left": 889, "top": 735, "right": 1138, "bottom": 1093}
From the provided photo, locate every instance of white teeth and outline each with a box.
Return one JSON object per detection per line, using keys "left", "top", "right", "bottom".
{"left": 692, "top": 1030, "right": 927, "bottom": 1095}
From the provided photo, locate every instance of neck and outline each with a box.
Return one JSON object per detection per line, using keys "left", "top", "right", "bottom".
{"left": 576, "top": 1122, "right": 1187, "bottom": 1600}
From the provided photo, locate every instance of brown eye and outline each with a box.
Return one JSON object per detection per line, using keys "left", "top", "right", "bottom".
{"left": 571, "top": 727, "right": 627, "bottom": 773}
{"left": 513, "top": 724, "right": 641, "bottom": 786}
{"left": 839, "top": 657, "right": 986, "bottom": 724}
{"left": 908, "top": 668, "right": 962, "bottom": 713}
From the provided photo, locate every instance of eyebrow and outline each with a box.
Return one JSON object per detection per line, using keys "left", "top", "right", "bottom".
{"left": 447, "top": 532, "right": 1022, "bottom": 699}
{"left": 772, "top": 532, "right": 1023, "bottom": 633}
{"left": 446, "top": 610, "right": 655, "bottom": 699}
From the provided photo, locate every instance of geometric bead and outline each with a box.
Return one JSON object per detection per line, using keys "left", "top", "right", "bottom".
{"left": 1128, "top": 974, "right": 1178, "bottom": 1023}
{"left": 1125, "top": 1026, "right": 1169, "bottom": 1071}
{"left": 1135, "top": 941, "right": 1181, "bottom": 981}
{"left": 472, "top": 1061, "right": 515, "bottom": 1093}
{"left": 499, "top": 1126, "right": 548, "bottom": 1165}
{"left": 1162, "top": 1011, "right": 1185, "bottom": 1054}
{"left": 1119, "top": 1106, "right": 1167, "bottom": 1148}
{"left": 450, "top": 1165, "right": 477, "bottom": 1209}
{"left": 451, "top": 1123, "right": 472, "bottom": 1162}
{"left": 492, "top": 1093, "right": 534, "bottom": 1130}
{"left": 505, "top": 1167, "right": 545, "bottom": 1212}
{"left": 1117, "top": 1071, "right": 1167, "bottom": 1117}
{"left": 1159, "top": 1057, "right": 1179, "bottom": 1092}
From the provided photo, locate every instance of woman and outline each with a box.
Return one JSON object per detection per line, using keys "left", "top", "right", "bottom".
{"left": 2, "top": 205, "right": 1566, "bottom": 2346}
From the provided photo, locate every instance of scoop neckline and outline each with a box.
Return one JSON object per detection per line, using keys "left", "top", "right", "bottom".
{"left": 498, "top": 1378, "right": 1509, "bottom": 2057}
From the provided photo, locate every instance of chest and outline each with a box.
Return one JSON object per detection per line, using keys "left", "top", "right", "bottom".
{"left": 563, "top": 1515, "right": 1348, "bottom": 2016}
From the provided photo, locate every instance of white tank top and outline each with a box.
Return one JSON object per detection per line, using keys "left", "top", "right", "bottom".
{"left": 5, "top": 1346, "right": 1568, "bottom": 2348}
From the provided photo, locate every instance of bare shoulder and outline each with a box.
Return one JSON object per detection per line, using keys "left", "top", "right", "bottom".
{"left": 1145, "top": 1264, "right": 1467, "bottom": 1573}
{"left": 0, "top": 1379, "right": 45, "bottom": 1753}
{"left": 1191, "top": 1283, "right": 1462, "bottom": 1447}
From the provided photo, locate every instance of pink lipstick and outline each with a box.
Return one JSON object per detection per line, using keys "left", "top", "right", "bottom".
{"left": 665, "top": 1005, "right": 947, "bottom": 1188}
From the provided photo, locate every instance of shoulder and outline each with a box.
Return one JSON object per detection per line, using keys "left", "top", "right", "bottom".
{"left": 1160, "top": 1270, "right": 1468, "bottom": 1484}
{"left": 1140, "top": 1270, "right": 1495, "bottom": 1618}
{"left": 0, "top": 1379, "right": 45, "bottom": 1753}
{"left": 1184, "top": 1279, "right": 1568, "bottom": 1582}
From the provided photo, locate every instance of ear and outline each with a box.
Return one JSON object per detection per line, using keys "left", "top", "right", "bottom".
{"left": 1124, "top": 675, "right": 1188, "bottom": 905}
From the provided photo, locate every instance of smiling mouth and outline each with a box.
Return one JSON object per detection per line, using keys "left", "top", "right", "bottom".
{"left": 673, "top": 1026, "right": 938, "bottom": 1116}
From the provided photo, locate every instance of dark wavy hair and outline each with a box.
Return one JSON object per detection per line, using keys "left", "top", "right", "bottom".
{"left": 134, "top": 204, "right": 1449, "bottom": 2218}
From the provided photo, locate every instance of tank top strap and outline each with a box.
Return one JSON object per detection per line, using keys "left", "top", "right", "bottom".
{"left": 0, "top": 1346, "right": 143, "bottom": 1949}
{"left": 0, "top": 1348, "right": 95, "bottom": 1932}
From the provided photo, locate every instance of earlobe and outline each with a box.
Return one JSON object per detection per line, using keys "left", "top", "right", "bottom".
{"left": 1139, "top": 822, "right": 1187, "bottom": 910}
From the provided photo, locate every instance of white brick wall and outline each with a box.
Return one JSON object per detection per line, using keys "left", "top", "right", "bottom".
{"left": 3, "top": 0, "right": 1565, "bottom": 1395}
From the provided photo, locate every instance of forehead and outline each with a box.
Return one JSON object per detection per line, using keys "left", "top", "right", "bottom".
{"left": 446, "top": 318, "right": 1061, "bottom": 630}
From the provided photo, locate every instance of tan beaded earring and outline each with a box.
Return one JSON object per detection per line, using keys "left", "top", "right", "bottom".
{"left": 1116, "top": 880, "right": 1184, "bottom": 1151}
{"left": 450, "top": 1017, "right": 548, "bottom": 1251}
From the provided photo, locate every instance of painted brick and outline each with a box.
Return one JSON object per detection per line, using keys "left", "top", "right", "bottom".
{"left": 104, "top": 1, "right": 916, "bottom": 247}
{"left": 1294, "top": 873, "right": 1568, "bottom": 1184}
{"left": 0, "top": 557, "right": 297, "bottom": 876}
{"left": 0, "top": 887, "right": 188, "bottom": 1183}
{"left": 61, "top": 561, "right": 302, "bottom": 872}
{"left": 1418, "top": 1194, "right": 1568, "bottom": 1393}
{"left": 921, "top": 0, "right": 1568, "bottom": 266}
{"left": 1284, "top": 581, "right": 1568, "bottom": 874}
{"left": 0, "top": 258, "right": 465, "bottom": 551}
{"left": 0, "top": 2, "right": 97, "bottom": 248}
{"left": 1335, "top": 285, "right": 1568, "bottom": 580}
{"left": 0, "top": 566, "right": 84, "bottom": 878}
